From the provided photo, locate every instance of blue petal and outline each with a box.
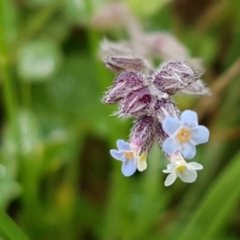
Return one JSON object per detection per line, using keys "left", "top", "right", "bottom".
{"left": 180, "top": 143, "right": 196, "bottom": 159}
{"left": 121, "top": 160, "right": 137, "bottom": 176}
{"left": 191, "top": 126, "right": 209, "bottom": 144}
{"left": 116, "top": 139, "right": 131, "bottom": 151}
{"left": 181, "top": 110, "right": 198, "bottom": 129}
{"left": 162, "top": 137, "right": 179, "bottom": 154}
{"left": 110, "top": 149, "right": 124, "bottom": 161}
{"left": 162, "top": 117, "right": 181, "bottom": 136}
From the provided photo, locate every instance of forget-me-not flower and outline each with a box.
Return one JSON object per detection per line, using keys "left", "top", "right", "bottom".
{"left": 110, "top": 139, "right": 137, "bottom": 176}
{"left": 162, "top": 110, "right": 209, "bottom": 159}
{"left": 101, "top": 40, "right": 211, "bottom": 185}
{"left": 163, "top": 153, "right": 203, "bottom": 186}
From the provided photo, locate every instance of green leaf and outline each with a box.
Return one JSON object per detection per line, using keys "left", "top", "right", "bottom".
{"left": 25, "top": 0, "right": 55, "bottom": 7}
{"left": 17, "top": 39, "right": 62, "bottom": 82}
{"left": 125, "top": 0, "right": 170, "bottom": 17}
{"left": 43, "top": 128, "right": 77, "bottom": 172}
{"left": 0, "top": 209, "right": 30, "bottom": 240}
{"left": 63, "top": 0, "right": 105, "bottom": 23}
{"left": 0, "top": 144, "right": 20, "bottom": 209}
{"left": 178, "top": 151, "right": 240, "bottom": 240}
{"left": 16, "top": 110, "right": 42, "bottom": 156}
{"left": 0, "top": 0, "right": 18, "bottom": 47}
{"left": 32, "top": 55, "right": 105, "bottom": 124}
{"left": 64, "top": 0, "right": 89, "bottom": 22}
{"left": 0, "top": 177, "right": 20, "bottom": 209}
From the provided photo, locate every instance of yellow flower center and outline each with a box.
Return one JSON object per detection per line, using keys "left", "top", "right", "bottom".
{"left": 176, "top": 127, "right": 191, "bottom": 143}
{"left": 176, "top": 165, "right": 186, "bottom": 171}
{"left": 124, "top": 151, "right": 134, "bottom": 159}
{"left": 139, "top": 152, "right": 147, "bottom": 162}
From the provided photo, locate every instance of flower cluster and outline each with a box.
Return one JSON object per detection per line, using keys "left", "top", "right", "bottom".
{"left": 101, "top": 41, "right": 210, "bottom": 186}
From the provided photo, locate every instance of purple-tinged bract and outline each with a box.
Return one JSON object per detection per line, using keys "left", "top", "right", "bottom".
{"left": 118, "top": 87, "right": 152, "bottom": 117}
{"left": 154, "top": 98, "right": 180, "bottom": 122}
{"left": 153, "top": 61, "right": 200, "bottom": 95}
{"left": 102, "top": 71, "right": 145, "bottom": 104}
{"left": 130, "top": 115, "right": 157, "bottom": 156}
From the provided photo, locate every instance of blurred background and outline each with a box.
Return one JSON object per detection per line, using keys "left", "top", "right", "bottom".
{"left": 0, "top": 0, "right": 240, "bottom": 239}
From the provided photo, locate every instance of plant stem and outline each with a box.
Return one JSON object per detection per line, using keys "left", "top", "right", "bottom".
{"left": 0, "top": 2, "right": 29, "bottom": 240}
{"left": 0, "top": 1, "right": 18, "bottom": 126}
{"left": 0, "top": 209, "right": 30, "bottom": 240}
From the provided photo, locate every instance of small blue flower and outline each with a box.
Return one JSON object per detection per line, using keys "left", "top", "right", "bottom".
{"left": 110, "top": 139, "right": 137, "bottom": 176}
{"left": 162, "top": 110, "right": 210, "bottom": 159}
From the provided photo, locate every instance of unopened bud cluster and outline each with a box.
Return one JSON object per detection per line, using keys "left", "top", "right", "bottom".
{"left": 101, "top": 41, "right": 210, "bottom": 186}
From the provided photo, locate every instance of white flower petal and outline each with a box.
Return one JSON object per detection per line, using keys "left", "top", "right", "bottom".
{"left": 178, "top": 168, "right": 197, "bottom": 183}
{"left": 162, "top": 117, "right": 181, "bottom": 136}
{"left": 191, "top": 126, "right": 210, "bottom": 144}
{"left": 137, "top": 153, "right": 147, "bottom": 172}
{"left": 137, "top": 160, "right": 147, "bottom": 172}
{"left": 110, "top": 149, "right": 124, "bottom": 161}
{"left": 116, "top": 139, "right": 131, "bottom": 151}
{"left": 163, "top": 163, "right": 178, "bottom": 173}
{"left": 162, "top": 137, "right": 179, "bottom": 154}
{"left": 181, "top": 110, "right": 198, "bottom": 129}
{"left": 181, "top": 142, "right": 196, "bottom": 159}
{"left": 121, "top": 160, "right": 137, "bottom": 177}
{"left": 164, "top": 172, "right": 177, "bottom": 186}
{"left": 187, "top": 162, "right": 203, "bottom": 170}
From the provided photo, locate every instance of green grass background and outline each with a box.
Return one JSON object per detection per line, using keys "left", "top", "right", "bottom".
{"left": 0, "top": 0, "right": 240, "bottom": 239}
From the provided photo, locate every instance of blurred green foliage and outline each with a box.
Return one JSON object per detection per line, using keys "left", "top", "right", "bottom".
{"left": 0, "top": 0, "right": 240, "bottom": 239}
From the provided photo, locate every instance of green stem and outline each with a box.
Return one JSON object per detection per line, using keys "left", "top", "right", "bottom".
{"left": 85, "top": 9, "right": 110, "bottom": 91}
{"left": 0, "top": 60, "right": 18, "bottom": 125}
{"left": 0, "top": 2, "right": 29, "bottom": 240}
{"left": 0, "top": 1, "right": 18, "bottom": 125}
{"left": 0, "top": 209, "right": 30, "bottom": 240}
{"left": 20, "top": 82, "right": 31, "bottom": 109}
{"left": 16, "top": 1, "right": 63, "bottom": 43}
{"left": 0, "top": 0, "right": 20, "bottom": 161}
{"left": 84, "top": 0, "right": 94, "bottom": 15}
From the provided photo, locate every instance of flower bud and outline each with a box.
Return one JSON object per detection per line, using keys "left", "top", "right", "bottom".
{"left": 143, "top": 33, "right": 189, "bottom": 60}
{"left": 100, "top": 39, "right": 149, "bottom": 73}
{"left": 129, "top": 115, "right": 157, "bottom": 156}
